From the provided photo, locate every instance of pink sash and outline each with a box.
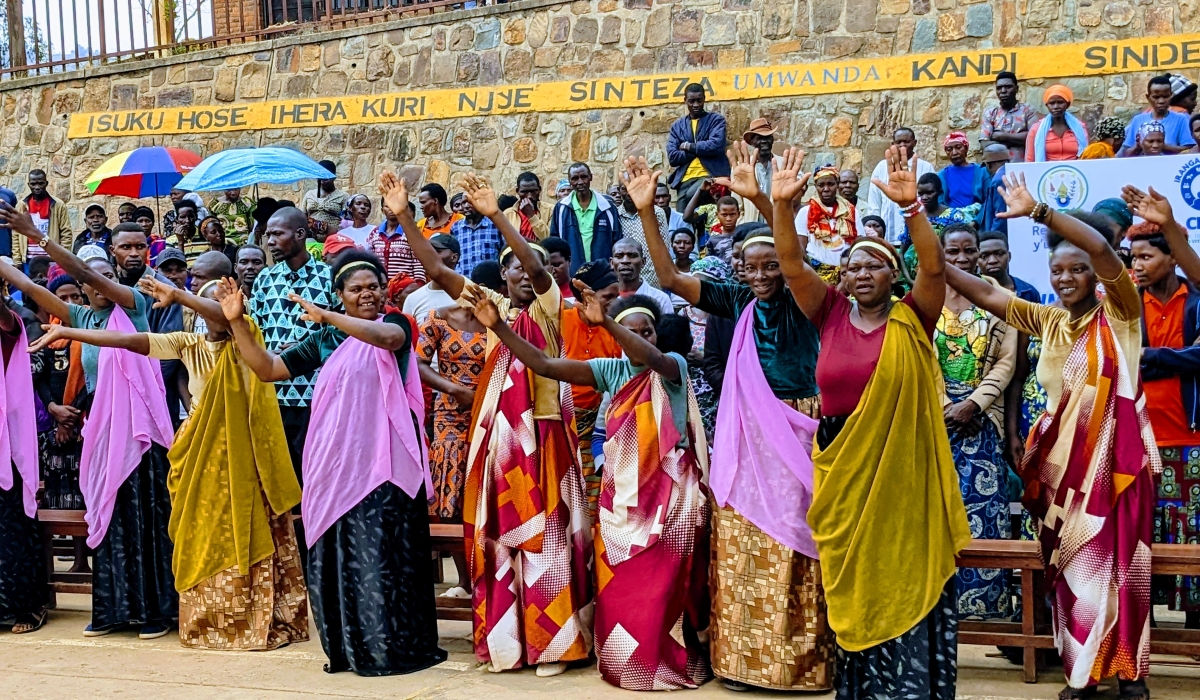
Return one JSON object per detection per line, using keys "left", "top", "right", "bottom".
{"left": 79, "top": 304, "right": 175, "bottom": 547}
{"left": 301, "top": 327, "right": 430, "bottom": 544}
{"left": 0, "top": 324, "right": 41, "bottom": 517}
{"left": 710, "top": 300, "right": 819, "bottom": 558}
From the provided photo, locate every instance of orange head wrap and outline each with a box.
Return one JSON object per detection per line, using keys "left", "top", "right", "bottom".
{"left": 1043, "top": 84, "right": 1073, "bottom": 106}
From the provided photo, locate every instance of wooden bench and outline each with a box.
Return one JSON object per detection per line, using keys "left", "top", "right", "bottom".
{"left": 430, "top": 523, "right": 471, "bottom": 622}
{"left": 955, "top": 539, "right": 1200, "bottom": 683}
{"left": 36, "top": 509, "right": 92, "bottom": 609}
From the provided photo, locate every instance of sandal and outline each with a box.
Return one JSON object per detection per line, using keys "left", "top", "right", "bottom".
{"left": 1119, "top": 679, "right": 1150, "bottom": 700}
{"left": 1058, "top": 686, "right": 1098, "bottom": 700}
{"left": 11, "top": 610, "right": 47, "bottom": 634}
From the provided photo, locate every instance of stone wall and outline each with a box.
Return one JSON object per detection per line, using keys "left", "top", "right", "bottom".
{"left": 2, "top": 0, "right": 1197, "bottom": 226}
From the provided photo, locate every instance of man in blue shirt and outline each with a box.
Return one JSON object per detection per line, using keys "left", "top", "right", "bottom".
{"left": 666, "top": 84, "right": 730, "bottom": 213}
{"left": 1121, "top": 74, "right": 1197, "bottom": 156}
{"left": 452, "top": 195, "right": 503, "bottom": 275}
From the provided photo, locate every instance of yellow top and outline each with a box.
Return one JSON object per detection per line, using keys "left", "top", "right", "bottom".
{"left": 808, "top": 301, "right": 971, "bottom": 652}
{"left": 1005, "top": 269, "right": 1141, "bottom": 415}
{"left": 166, "top": 320, "right": 301, "bottom": 592}
{"left": 148, "top": 332, "right": 224, "bottom": 407}
{"left": 461, "top": 282, "right": 564, "bottom": 421}
{"left": 682, "top": 118, "right": 709, "bottom": 182}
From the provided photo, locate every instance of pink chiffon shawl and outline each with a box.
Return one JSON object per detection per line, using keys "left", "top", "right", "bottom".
{"left": 79, "top": 304, "right": 175, "bottom": 547}
{"left": 301, "top": 329, "right": 430, "bottom": 544}
{"left": 0, "top": 323, "right": 41, "bottom": 517}
{"left": 710, "top": 301, "right": 820, "bottom": 558}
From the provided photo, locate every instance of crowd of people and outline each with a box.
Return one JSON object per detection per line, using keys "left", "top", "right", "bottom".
{"left": 0, "top": 71, "right": 1198, "bottom": 700}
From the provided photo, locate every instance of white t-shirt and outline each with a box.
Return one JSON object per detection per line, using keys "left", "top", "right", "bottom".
{"left": 633, "top": 281, "right": 676, "bottom": 319}
{"left": 793, "top": 204, "right": 866, "bottom": 268}
{"left": 340, "top": 224, "right": 375, "bottom": 247}
{"left": 403, "top": 284, "right": 455, "bottom": 323}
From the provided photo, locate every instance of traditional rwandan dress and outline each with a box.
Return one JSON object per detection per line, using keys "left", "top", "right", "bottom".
{"left": 75, "top": 299, "right": 179, "bottom": 632}
{"left": 798, "top": 196, "right": 858, "bottom": 284}
{"left": 591, "top": 355, "right": 712, "bottom": 690}
{"left": 809, "top": 289, "right": 971, "bottom": 700}
{"left": 463, "top": 283, "right": 593, "bottom": 671}
{"left": 935, "top": 305, "right": 1015, "bottom": 619}
{"left": 281, "top": 314, "right": 447, "bottom": 676}
{"left": 698, "top": 281, "right": 833, "bottom": 691}
{"left": 1005, "top": 269, "right": 1157, "bottom": 690}
{"left": 157, "top": 326, "right": 308, "bottom": 650}
{"left": 0, "top": 323, "right": 47, "bottom": 626}
{"left": 417, "top": 308, "right": 487, "bottom": 521}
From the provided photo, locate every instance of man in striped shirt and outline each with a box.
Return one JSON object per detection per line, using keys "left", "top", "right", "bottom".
{"left": 367, "top": 195, "right": 425, "bottom": 283}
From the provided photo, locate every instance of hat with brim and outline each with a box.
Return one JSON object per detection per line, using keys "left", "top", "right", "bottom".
{"left": 742, "top": 118, "right": 777, "bottom": 141}
{"left": 430, "top": 233, "right": 461, "bottom": 256}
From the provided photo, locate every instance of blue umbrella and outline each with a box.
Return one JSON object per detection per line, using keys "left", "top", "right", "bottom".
{"left": 174, "top": 147, "right": 335, "bottom": 191}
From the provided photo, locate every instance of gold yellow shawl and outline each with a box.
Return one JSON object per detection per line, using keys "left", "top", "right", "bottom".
{"left": 166, "top": 324, "right": 300, "bottom": 593}
{"left": 808, "top": 301, "right": 971, "bottom": 652}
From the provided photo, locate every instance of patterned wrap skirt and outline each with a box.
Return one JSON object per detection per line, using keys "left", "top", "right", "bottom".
{"left": 91, "top": 445, "right": 179, "bottom": 631}
{"left": 709, "top": 395, "right": 836, "bottom": 691}
{"left": 428, "top": 407, "right": 471, "bottom": 522}
{"left": 817, "top": 414, "right": 959, "bottom": 700}
{"left": 0, "top": 468, "right": 48, "bottom": 621}
{"left": 178, "top": 511, "right": 310, "bottom": 650}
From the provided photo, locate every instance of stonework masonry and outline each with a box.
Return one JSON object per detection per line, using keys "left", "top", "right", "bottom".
{"left": 2, "top": 0, "right": 1197, "bottom": 225}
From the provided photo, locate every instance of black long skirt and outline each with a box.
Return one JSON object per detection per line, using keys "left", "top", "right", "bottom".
{"left": 309, "top": 482, "right": 448, "bottom": 676}
{"left": 91, "top": 445, "right": 178, "bottom": 630}
{"left": 0, "top": 468, "right": 48, "bottom": 622}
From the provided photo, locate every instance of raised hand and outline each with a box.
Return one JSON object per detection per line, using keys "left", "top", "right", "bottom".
{"left": 461, "top": 173, "right": 500, "bottom": 217}
{"left": 869, "top": 145, "right": 918, "bottom": 207}
{"left": 620, "top": 156, "right": 663, "bottom": 211}
{"left": 216, "top": 278, "right": 246, "bottom": 321}
{"left": 471, "top": 293, "right": 501, "bottom": 329}
{"left": 1122, "top": 184, "right": 1174, "bottom": 227}
{"left": 996, "top": 172, "right": 1037, "bottom": 220}
{"left": 137, "top": 276, "right": 179, "bottom": 310}
{"left": 572, "top": 279, "right": 606, "bottom": 326}
{"left": 0, "top": 202, "right": 43, "bottom": 242}
{"left": 378, "top": 170, "right": 411, "bottom": 223}
{"left": 27, "top": 324, "right": 68, "bottom": 354}
{"left": 288, "top": 293, "right": 327, "bottom": 325}
{"left": 712, "top": 141, "right": 760, "bottom": 200}
{"left": 771, "top": 147, "right": 811, "bottom": 205}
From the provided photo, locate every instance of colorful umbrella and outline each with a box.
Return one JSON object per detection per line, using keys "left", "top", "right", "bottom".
{"left": 86, "top": 147, "right": 203, "bottom": 198}
{"left": 174, "top": 147, "right": 335, "bottom": 192}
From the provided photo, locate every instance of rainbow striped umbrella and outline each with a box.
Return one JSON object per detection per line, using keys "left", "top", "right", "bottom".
{"left": 85, "top": 147, "right": 203, "bottom": 198}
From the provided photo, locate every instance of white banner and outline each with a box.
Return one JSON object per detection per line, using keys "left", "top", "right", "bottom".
{"left": 1007, "top": 154, "right": 1200, "bottom": 301}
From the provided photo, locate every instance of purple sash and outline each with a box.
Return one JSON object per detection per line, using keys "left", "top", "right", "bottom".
{"left": 0, "top": 324, "right": 41, "bottom": 517}
{"left": 710, "top": 300, "right": 819, "bottom": 558}
{"left": 301, "top": 327, "right": 430, "bottom": 544}
{"left": 79, "top": 305, "right": 175, "bottom": 547}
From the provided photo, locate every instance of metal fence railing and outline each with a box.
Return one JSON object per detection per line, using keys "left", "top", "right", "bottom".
{"left": 0, "top": 0, "right": 515, "bottom": 79}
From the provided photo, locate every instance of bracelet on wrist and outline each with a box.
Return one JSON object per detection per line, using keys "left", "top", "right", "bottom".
{"left": 898, "top": 200, "right": 922, "bottom": 214}
{"left": 901, "top": 202, "right": 926, "bottom": 219}
{"left": 1031, "top": 202, "right": 1050, "bottom": 224}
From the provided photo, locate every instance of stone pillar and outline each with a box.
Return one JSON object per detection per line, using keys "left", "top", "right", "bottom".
{"left": 211, "top": 0, "right": 262, "bottom": 36}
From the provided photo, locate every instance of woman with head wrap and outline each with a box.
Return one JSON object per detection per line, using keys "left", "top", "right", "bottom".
{"left": 561, "top": 259, "right": 623, "bottom": 520}
{"left": 1081, "top": 117, "right": 1128, "bottom": 159}
{"left": 1025, "top": 85, "right": 1090, "bottom": 162}
{"left": 793, "top": 165, "right": 860, "bottom": 284}
{"left": 470, "top": 285, "right": 711, "bottom": 691}
{"left": 1092, "top": 198, "right": 1134, "bottom": 249}
{"left": 29, "top": 276, "right": 308, "bottom": 651}
{"left": 1136, "top": 120, "right": 1168, "bottom": 156}
{"left": 632, "top": 145, "right": 835, "bottom": 692}
{"left": 937, "top": 131, "right": 989, "bottom": 212}
{"left": 773, "top": 144, "right": 970, "bottom": 699}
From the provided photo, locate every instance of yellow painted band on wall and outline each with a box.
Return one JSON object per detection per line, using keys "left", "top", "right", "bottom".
{"left": 68, "top": 32, "right": 1200, "bottom": 139}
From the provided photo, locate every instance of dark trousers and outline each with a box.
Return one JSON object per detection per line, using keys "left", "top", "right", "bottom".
{"left": 675, "top": 177, "right": 710, "bottom": 213}
{"left": 280, "top": 405, "right": 312, "bottom": 571}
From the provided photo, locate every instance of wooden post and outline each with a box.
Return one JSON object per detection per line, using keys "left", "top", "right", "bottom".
{"left": 5, "top": 0, "right": 26, "bottom": 73}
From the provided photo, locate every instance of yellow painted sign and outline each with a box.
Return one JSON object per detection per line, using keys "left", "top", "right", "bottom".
{"left": 68, "top": 33, "right": 1200, "bottom": 139}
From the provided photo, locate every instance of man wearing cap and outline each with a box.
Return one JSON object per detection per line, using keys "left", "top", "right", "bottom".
{"left": 667, "top": 83, "right": 730, "bottom": 213}
{"left": 74, "top": 204, "right": 112, "bottom": 255}
{"left": 207, "top": 187, "right": 256, "bottom": 245}
{"left": 864, "top": 127, "right": 935, "bottom": 244}
{"left": 156, "top": 247, "right": 189, "bottom": 291}
{"left": 403, "top": 234, "right": 459, "bottom": 322}
{"left": 452, "top": 193, "right": 504, "bottom": 275}
{"left": 1122, "top": 74, "right": 1198, "bottom": 156}
{"left": 980, "top": 72, "right": 1037, "bottom": 162}
{"left": 979, "top": 144, "right": 1013, "bottom": 233}
{"left": 15, "top": 169, "right": 72, "bottom": 264}
{"left": 1168, "top": 74, "right": 1198, "bottom": 114}
{"left": 301, "top": 160, "right": 347, "bottom": 229}
{"left": 740, "top": 118, "right": 783, "bottom": 225}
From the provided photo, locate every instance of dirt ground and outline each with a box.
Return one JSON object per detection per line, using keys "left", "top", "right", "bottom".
{"left": 3, "top": 592, "right": 1199, "bottom": 699}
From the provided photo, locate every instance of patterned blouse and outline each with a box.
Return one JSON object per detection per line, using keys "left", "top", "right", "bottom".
{"left": 416, "top": 308, "right": 487, "bottom": 416}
